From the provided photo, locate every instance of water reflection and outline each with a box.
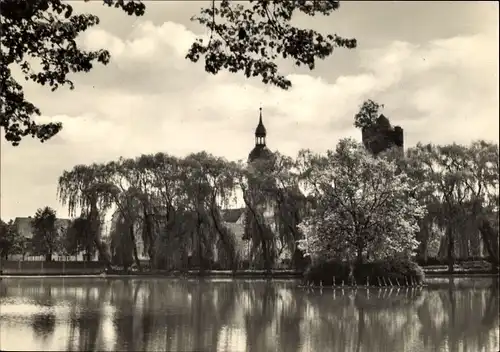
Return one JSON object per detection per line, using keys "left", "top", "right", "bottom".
{"left": 0, "top": 277, "right": 498, "bottom": 352}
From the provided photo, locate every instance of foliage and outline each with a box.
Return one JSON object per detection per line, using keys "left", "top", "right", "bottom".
{"left": 403, "top": 141, "right": 499, "bottom": 268}
{"left": 31, "top": 206, "right": 61, "bottom": 261}
{"left": 187, "top": 0, "right": 356, "bottom": 89}
{"left": 0, "top": 219, "right": 26, "bottom": 258}
{"left": 56, "top": 150, "right": 315, "bottom": 271}
{"left": 353, "top": 99, "right": 384, "bottom": 130}
{"left": 110, "top": 212, "right": 134, "bottom": 270}
{"left": 3, "top": 0, "right": 356, "bottom": 146}
{"left": 52, "top": 130, "right": 497, "bottom": 271}
{"left": 303, "top": 259, "right": 350, "bottom": 285}
{"left": 0, "top": 0, "right": 144, "bottom": 146}
{"left": 57, "top": 163, "right": 115, "bottom": 266}
{"left": 354, "top": 258, "right": 425, "bottom": 285}
{"left": 62, "top": 215, "right": 94, "bottom": 259}
{"left": 297, "top": 138, "right": 425, "bottom": 264}
{"left": 303, "top": 257, "right": 425, "bottom": 286}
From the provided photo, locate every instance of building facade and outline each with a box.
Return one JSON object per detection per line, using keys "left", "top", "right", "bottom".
{"left": 12, "top": 217, "right": 72, "bottom": 260}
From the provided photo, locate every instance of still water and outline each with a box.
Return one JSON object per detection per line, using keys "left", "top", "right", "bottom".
{"left": 0, "top": 277, "right": 498, "bottom": 352}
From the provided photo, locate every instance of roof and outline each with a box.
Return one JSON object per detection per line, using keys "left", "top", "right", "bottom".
{"left": 255, "top": 108, "right": 266, "bottom": 137}
{"left": 14, "top": 217, "right": 71, "bottom": 238}
{"left": 14, "top": 217, "right": 71, "bottom": 226}
{"left": 248, "top": 145, "right": 273, "bottom": 162}
{"left": 221, "top": 208, "right": 245, "bottom": 223}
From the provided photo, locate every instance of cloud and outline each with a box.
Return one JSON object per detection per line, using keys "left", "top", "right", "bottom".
{"left": 1, "top": 13, "right": 498, "bottom": 220}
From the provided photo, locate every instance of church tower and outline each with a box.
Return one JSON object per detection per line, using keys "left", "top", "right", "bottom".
{"left": 243, "top": 107, "right": 274, "bottom": 246}
{"left": 248, "top": 108, "right": 272, "bottom": 163}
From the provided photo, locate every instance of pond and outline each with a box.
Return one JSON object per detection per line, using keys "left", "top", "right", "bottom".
{"left": 0, "top": 277, "right": 498, "bottom": 352}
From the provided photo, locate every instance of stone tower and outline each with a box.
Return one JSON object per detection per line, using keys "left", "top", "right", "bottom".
{"left": 361, "top": 114, "right": 404, "bottom": 155}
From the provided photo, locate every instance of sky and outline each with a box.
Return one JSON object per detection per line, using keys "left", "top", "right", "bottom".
{"left": 1, "top": 1, "right": 499, "bottom": 221}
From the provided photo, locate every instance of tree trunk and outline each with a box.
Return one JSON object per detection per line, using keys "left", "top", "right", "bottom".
{"left": 356, "top": 246, "right": 363, "bottom": 266}
{"left": 446, "top": 226, "right": 455, "bottom": 273}
{"left": 437, "top": 234, "right": 448, "bottom": 260}
{"left": 93, "top": 238, "right": 111, "bottom": 268}
{"left": 348, "top": 262, "right": 355, "bottom": 286}
{"left": 129, "top": 224, "right": 142, "bottom": 272}
{"left": 416, "top": 219, "right": 430, "bottom": 262}
{"left": 143, "top": 210, "right": 155, "bottom": 268}
{"left": 209, "top": 205, "right": 236, "bottom": 270}
{"left": 89, "top": 205, "right": 112, "bottom": 269}
{"left": 45, "top": 252, "right": 52, "bottom": 262}
{"left": 356, "top": 233, "right": 364, "bottom": 266}
{"left": 478, "top": 218, "right": 499, "bottom": 266}
{"left": 262, "top": 236, "right": 271, "bottom": 273}
{"left": 243, "top": 193, "right": 273, "bottom": 272}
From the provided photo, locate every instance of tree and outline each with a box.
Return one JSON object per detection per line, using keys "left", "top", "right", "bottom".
{"left": 110, "top": 212, "right": 135, "bottom": 270}
{"left": 0, "top": 0, "right": 144, "bottom": 146}
{"left": 104, "top": 160, "right": 145, "bottom": 271}
{"left": 353, "top": 99, "right": 383, "bottom": 130}
{"left": 238, "top": 157, "right": 279, "bottom": 271}
{"left": 0, "top": 219, "right": 26, "bottom": 259}
{"left": 242, "top": 152, "right": 307, "bottom": 269}
{"left": 187, "top": 0, "right": 356, "bottom": 90}
{"left": 31, "top": 206, "right": 61, "bottom": 261}
{"left": 2, "top": 0, "right": 356, "bottom": 146}
{"left": 58, "top": 163, "right": 115, "bottom": 267}
{"left": 180, "top": 152, "right": 240, "bottom": 270}
{"left": 297, "top": 138, "right": 425, "bottom": 266}
{"left": 463, "top": 141, "right": 499, "bottom": 266}
{"left": 63, "top": 215, "right": 94, "bottom": 260}
{"left": 405, "top": 141, "right": 499, "bottom": 269}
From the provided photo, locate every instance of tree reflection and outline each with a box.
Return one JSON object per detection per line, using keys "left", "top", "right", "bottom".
{"left": 30, "top": 280, "right": 56, "bottom": 341}
{"left": 1, "top": 277, "right": 498, "bottom": 352}
{"left": 31, "top": 312, "right": 56, "bottom": 339}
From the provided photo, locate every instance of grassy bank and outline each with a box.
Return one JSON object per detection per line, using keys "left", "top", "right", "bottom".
{"left": 1, "top": 260, "right": 496, "bottom": 278}
{"left": 1, "top": 269, "right": 303, "bottom": 279}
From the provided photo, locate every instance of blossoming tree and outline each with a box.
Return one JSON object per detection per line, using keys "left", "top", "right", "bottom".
{"left": 297, "top": 138, "right": 425, "bottom": 265}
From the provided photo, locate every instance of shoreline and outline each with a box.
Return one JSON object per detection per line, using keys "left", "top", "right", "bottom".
{"left": 1, "top": 270, "right": 498, "bottom": 279}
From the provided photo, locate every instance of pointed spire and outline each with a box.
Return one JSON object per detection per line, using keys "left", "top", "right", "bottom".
{"left": 255, "top": 107, "right": 266, "bottom": 137}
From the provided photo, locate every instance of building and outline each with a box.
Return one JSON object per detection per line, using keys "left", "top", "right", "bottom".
{"left": 221, "top": 108, "right": 289, "bottom": 265}
{"left": 248, "top": 107, "right": 273, "bottom": 162}
{"left": 12, "top": 217, "right": 71, "bottom": 259}
{"left": 361, "top": 114, "right": 404, "bottom": 155}
{"left": 14, "top": 217, "right": 71, "bottom": 240}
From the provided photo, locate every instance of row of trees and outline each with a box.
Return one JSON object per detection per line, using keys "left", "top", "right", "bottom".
{"left": 0, "top": 207, "right": 102, "bottom": 261}
{"left": 53, "top": 134, "right": 498, "bottom": 271}
{"left": 55, "top": 150, "right": 308, "bottom": 271}
{"left": 298, "top": 139, "right": 499, "bottom": 271}
{"left": 2, "top": 100, "right": 498, "bottom": 272}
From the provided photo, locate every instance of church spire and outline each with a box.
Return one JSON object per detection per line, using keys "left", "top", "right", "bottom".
{"left": 248, "top": 107, "right": 271, "bottom": 162}
{"left": 255, "top": 107, "right": 266, "bottom": 146}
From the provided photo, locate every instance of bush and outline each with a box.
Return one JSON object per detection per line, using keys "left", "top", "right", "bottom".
{"left": 303, "top": 259, "right": 350, "bottom": 285}
{"left": 304, "top": 258, "right": 425, "bottom": 286}
{"left": 355, "top": 258, "right": 425, "bottom": 286}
